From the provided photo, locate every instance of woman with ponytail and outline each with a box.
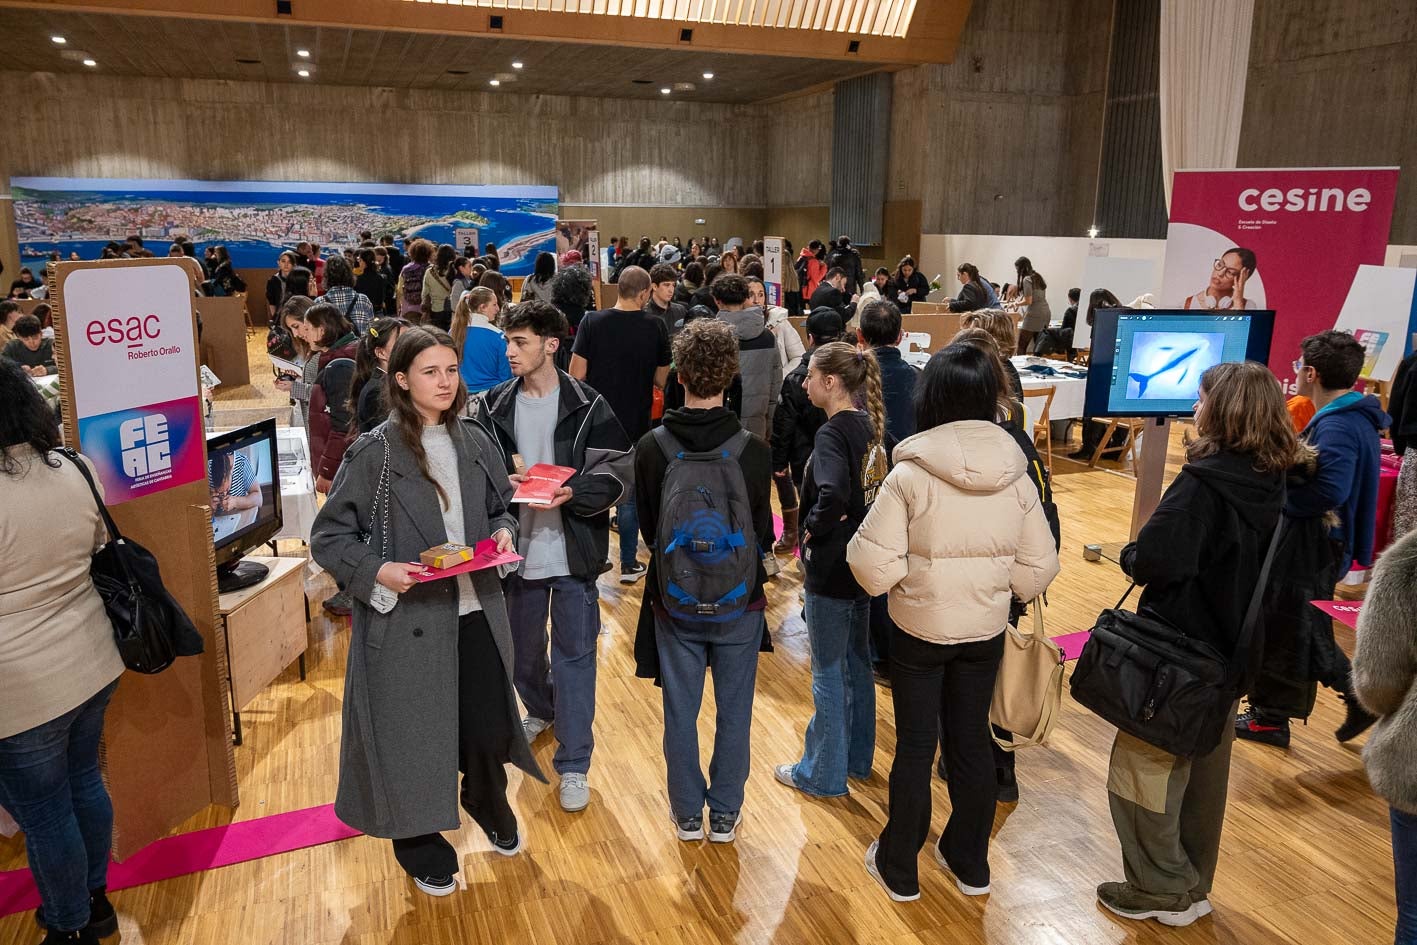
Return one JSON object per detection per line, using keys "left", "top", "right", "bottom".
{"left": 947, "top": 263, "right": 989, "bottom": 313}
{"left": 846, "top": 343, "right": 1059, "bottom": 903}
{"left": 775, "top": 342, "right": 889, "bottom": 799}
{"left": 349, "top": 317, "right": 410, "bottom": 433}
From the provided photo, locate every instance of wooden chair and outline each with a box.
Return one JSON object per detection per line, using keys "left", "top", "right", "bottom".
{"left": 1088, "top": 417, "right": 1142, "bottom": 470}
{"left": 1021, "top": 385, "right": 1056, "bottom": 475}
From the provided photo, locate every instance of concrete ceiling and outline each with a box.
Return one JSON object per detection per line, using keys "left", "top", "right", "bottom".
{"left": 0, "top": 7, "right": 893, "bottom": 103}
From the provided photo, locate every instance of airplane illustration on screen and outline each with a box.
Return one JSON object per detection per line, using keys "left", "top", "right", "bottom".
{"left": 1128, "top": 346, "right": 1204, "bottom": 397}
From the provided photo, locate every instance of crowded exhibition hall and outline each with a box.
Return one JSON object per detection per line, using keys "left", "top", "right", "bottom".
{"left": 2, "top": 0, "right": 1416, "bottom": 943}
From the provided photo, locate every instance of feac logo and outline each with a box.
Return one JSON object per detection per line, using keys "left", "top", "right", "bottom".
{"left": 119, "top": 414, "right": 172, "bottom": 477}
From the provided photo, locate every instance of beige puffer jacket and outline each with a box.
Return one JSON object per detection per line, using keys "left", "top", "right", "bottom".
{"left": 847, "top": 420, "right": 1060, "bottom": 645}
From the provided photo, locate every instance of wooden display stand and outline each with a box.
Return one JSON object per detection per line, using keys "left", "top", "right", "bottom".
{"left": 218, "top": 556, "right": 308, "bottom": 745}
{"left": 195, "top": 296, "right": 251, "bottom": 388}
{"left": 50, "top": 258, "right": 237, "bottom": 859}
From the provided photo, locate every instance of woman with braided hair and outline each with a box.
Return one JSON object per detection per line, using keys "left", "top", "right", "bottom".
{"left": 775, "top": 342, "right": 889, "bottom": 799}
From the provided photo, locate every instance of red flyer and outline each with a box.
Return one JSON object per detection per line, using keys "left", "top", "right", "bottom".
{"left": 409, "top": 538, "right": 523, "bottom": 583}
{"left": 512, "top": 463, "right": 576, "bottom": 504}
{"left": 1310, "top": 599, "right": 1362, "bottom": 631}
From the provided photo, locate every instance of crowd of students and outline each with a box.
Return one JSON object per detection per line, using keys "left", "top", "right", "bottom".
{"left": 2, "top": 232, "right": 1414, "bottom": 944}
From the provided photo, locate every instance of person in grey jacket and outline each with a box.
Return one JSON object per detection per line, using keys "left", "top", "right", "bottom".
{"left": 311, "top": 325, "right": 545, "bottom": 900}
{"left": 1353, "top": 526, "right": 1417, "bottom": 945}
{"left": 712, "top": 274, "right": 782, "bottom": 440}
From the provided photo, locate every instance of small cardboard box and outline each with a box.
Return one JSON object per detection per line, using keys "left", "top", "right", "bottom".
{"left": 420, "top": 543, "right": 476, "bottom": 569}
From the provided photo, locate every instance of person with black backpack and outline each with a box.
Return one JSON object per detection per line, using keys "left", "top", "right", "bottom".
{"left": 631, "top": 318, "right": 775, "bottom": 845}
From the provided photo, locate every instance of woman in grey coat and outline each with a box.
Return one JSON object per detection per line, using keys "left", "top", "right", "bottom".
{"left": 311, "top": 325, "right": 545, "bottom": 898}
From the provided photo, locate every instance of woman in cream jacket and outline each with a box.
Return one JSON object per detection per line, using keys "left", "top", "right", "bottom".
{"left": 847, "top": 343, "right": 1059, "bottom": 904}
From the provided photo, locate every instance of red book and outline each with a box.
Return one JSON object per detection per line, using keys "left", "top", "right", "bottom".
{"left": 409, "top": 538, "right": 523, "bottom": 583}
{"left": 512, "top": 463, "right": 576, "bottom": 504}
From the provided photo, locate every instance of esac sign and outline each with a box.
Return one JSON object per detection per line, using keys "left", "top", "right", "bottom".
{"left": 85, "top": 313, "right": 185, "bottom": 361}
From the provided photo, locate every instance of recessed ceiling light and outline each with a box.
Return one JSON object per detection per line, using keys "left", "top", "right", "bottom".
{"left": 82, "top": 58, "right": 97, "bottom": 67}
{"left": 703, "top": 72, "right": 714, "bottom": 80}
{"left": 297, "top": 69, "right": 310, "bottom": 77}
{"left": 511, "top": 61, "right": 523, "bottom": 69}
{"left": 296, "top": 48, "right": 310, "bottom": 58}
{"left": 489, "top": 79, "right": 501, "bottom": 86}
{"left": 51, "top": 35, "right": 66, "bottom": 44}
{"left": 660, "top": 87, "right": 671, "bottom": 94}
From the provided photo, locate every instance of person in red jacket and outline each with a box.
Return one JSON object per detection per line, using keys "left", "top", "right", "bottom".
{"left": 796, "top": 241, "right": 827, "bottom": 303}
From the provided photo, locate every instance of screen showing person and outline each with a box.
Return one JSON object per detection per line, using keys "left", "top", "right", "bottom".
{"left": 209, "top": 441, "right": 275, "bottom": 544}
{"left": 1085, "top": 309, "right": 1275, "bottom": 418}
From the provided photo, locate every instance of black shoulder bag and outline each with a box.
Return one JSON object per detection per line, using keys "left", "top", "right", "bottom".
{"left": 1069, "top": 508, "right": 1285, "bottom": 759}
{"left": 60, "top": 449, "right": 205, "bottom": 674}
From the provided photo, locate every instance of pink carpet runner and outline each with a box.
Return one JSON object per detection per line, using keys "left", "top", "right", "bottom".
{"left": 0, "top": 803, "right": 360, "bottom": 919}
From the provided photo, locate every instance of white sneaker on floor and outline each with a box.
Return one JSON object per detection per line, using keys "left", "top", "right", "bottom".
{"left": 932, "top": 845, "right": 990, "bottom": 896}
{"left": 560, "top": 772, "right": 590, "bottom": 812}
{"left": 522, "top": 717, "right": 551, "bottom": 742}
{"left": 865, "top": 840, "right": 920, "bottom": 902}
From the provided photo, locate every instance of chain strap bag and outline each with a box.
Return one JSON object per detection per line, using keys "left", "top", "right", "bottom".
{"left": 989, "top": 603, "right": 1064, "bottom": 750}
{"left": 60, "top": 449, "right": 205, "bottom": 674}
{"left": 1069, "top": 511, "right": 1285, "bottom": 759}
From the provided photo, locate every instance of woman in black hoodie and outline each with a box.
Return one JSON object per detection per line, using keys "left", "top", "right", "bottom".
{"left": 776, "top": 342, "right": 890, "bottom": 798}
{"left": 1097, "top": 360, "right": 1310, "bottom": 928}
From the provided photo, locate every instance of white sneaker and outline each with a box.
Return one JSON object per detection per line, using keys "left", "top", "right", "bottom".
{"left": 559, "top": 772, "right": 590, "bottom": 812}
{"left": 522, "top": 717, "right": 551, "bottom": 742}
{"left": 933, "top": 845, "right": 990, "bottom": 896}
{"left": 865, "top": 841, "right": 920, "bottom": 902}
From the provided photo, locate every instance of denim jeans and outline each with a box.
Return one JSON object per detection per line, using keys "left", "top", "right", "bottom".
{"left": 655, "top": 611, "right": 763, "bottom": 819}
{"left": 1395, "top": 806, "right": 1417, "bottom": 945}
{"left": 617, "top": 499, "right": 640, "bottom": 567}
{"left": 0, "top": 679, "right": 119, "bottom": 932}
{"left": 792, "top": 592, "right": 874, "bottom": 796}
{"left": 877, "top": 628, "right": 1003, "bottom": 894}
{"left": 505, "top": 573, "right": 600, "bottom": 775}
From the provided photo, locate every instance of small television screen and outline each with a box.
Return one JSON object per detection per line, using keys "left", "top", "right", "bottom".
{"left": 1084, "top": 309, "right": 1275, "bottom": 418}
{"left": 207, "top": 418, "right": 282, "bottom": 574}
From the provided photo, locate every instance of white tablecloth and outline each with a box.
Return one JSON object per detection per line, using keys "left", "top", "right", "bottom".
{"left": 274, "top": 426, "right": 318, "bottom": 544}
{"left": 902, "top": 353, "right": 1090, "bottom": 421}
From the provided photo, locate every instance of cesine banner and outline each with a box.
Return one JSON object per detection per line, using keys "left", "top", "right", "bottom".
{"left": 1160, "top": 168, "right": 1398, "bottom": 391}
{"left": 63, "top": 262, "right": 205, "bottom": 503}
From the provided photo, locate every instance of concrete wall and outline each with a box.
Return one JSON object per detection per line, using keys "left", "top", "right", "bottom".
{"left": 1239, "top": 0, "right": 1417, "bottom": 243}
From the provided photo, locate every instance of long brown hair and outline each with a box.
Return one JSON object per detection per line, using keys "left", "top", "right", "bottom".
{"left": 1187, "top": 361, "right": 1313, "bottom": 473}
{"left": 450, "top": 287, "right": 498, "bottom": 353}
{"left": 811, "top": 341, "right": 885, "bottom": 450}
{"left": 385, "top": 326, "right": 468, "bottom": 508}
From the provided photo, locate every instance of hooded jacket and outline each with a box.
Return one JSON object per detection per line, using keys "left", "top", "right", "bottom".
{"left": 473, "top": 370, "right": 635, "bottom": 581}
{"left": 717, "top": 305, "right": 783, "bottom": 440}
{"left": 1353, "top": 526, "right": 1417, "bottom": 815}
{"left": 632, "top": 406, "right": 775, "bottom": 680}
{"left": 796, "top": 248, "right": 826, "bottom": 301}
{"left": 772, "top": 347, "right": 826, "bottom": 473}
{"left": 1121, "top": 449, "right": 1284, "bottom": 657}
{"left": 1287, "top": 392, "right": 1389, "bottom": 568}
{"left": 847, "top": 420, "right": 1059, "bottom": 644}
{"left": 309, "top": 332, "right": 360, "bottom": 481}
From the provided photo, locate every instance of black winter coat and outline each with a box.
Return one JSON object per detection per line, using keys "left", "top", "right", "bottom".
{"left": 771, "top": 348, "right": 826, "bottom": 473}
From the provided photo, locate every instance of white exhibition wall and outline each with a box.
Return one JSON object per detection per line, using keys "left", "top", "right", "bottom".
{"left": 917, "top": 234, "right": 1167, "bottom": 306}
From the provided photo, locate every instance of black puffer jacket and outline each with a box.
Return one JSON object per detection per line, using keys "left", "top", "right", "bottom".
{"left": 771, "top": 348, "right": 826, "bottom": 473}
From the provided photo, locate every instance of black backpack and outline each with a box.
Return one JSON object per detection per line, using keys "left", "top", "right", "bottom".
{"left": 651, "top": 428, "right": 757, "bottom": 623}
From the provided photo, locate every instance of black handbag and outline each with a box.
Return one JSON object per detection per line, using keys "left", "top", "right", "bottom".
{"left": 60, "top": 449, "right": 205, "bottom": 674}
{"left": 1069, "top": 511, "right": 1285, "bottom": 759}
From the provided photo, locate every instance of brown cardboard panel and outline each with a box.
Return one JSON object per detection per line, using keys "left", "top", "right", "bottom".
{"left": 50, "top": 257, "right": 236, "bottom": 859}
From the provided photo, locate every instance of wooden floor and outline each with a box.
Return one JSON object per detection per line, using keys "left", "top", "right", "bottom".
{"left": 0, "top": 341, "right": 1398, "bottom": 945}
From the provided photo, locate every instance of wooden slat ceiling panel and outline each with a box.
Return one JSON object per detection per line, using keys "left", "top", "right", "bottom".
{"left": 395, "top": 0, "right": 918, "bottom": 35}
{"left": 0, "top": 7, "right": 888, "bottom": 104}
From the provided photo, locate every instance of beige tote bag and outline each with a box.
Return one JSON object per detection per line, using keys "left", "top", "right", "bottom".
{"left": 990, "top": 604, "right": 1064, "bottom": 751}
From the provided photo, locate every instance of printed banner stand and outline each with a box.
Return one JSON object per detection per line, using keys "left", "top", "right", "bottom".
{"left": 51, "top": 258, "right": 236, "bottom": 859}
{"left": 763, "top": 236, "right": 784, "bottom": 307}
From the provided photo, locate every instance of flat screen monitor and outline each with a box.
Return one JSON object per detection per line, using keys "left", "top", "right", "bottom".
{"left": 1084, "top": 308, "right": 1275, "bottom": 418}
{"left": 207, "top": 418, "right": 282, "bottom": 592}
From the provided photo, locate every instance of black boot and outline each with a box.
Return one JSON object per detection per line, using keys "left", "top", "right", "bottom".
{"left": 1335, "top": 690, "right": 1378, "bottom": 743}
{"left": 36, "top": 887, "right": 117, "bottom": 939}
{"left": 41, "top": 926, "right": 100, "bottom": 944}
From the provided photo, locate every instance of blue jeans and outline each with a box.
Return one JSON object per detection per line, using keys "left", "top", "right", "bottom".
{"left": 0, "top": 679, "right": 119, "bottom": 932}
{"left": 617, "top": 499, "right": 640, "bottom": 568}
{"left": 1395, "top": 807, "right": 1417, "bottom": 945}
{"left": 793, "top": 592, "right": 874, "bottom": 796}
{"left": 655, "top": 611, "right": 763, "bottom": 819}
{"left": 506, "top": 573, "right": 600, "bottom": 775}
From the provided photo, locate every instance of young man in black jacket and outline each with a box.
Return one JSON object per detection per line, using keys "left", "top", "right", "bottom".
{"left": 631, "top": 318, "right": 774, "bottom": 843}
{"left": 856, "top": 300, "right": 917, "bottom": 446}
{"left": 473, "top": 301, "right": 634, "bottom": 814}
{"left": 646, "top": 263, "right": 688, "bottom": 339}
{"left": 770, "top": 307, "right": 843, "bottom": 554}
{"left": 808, "top": 268, "right": 857, "bottom": 322}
